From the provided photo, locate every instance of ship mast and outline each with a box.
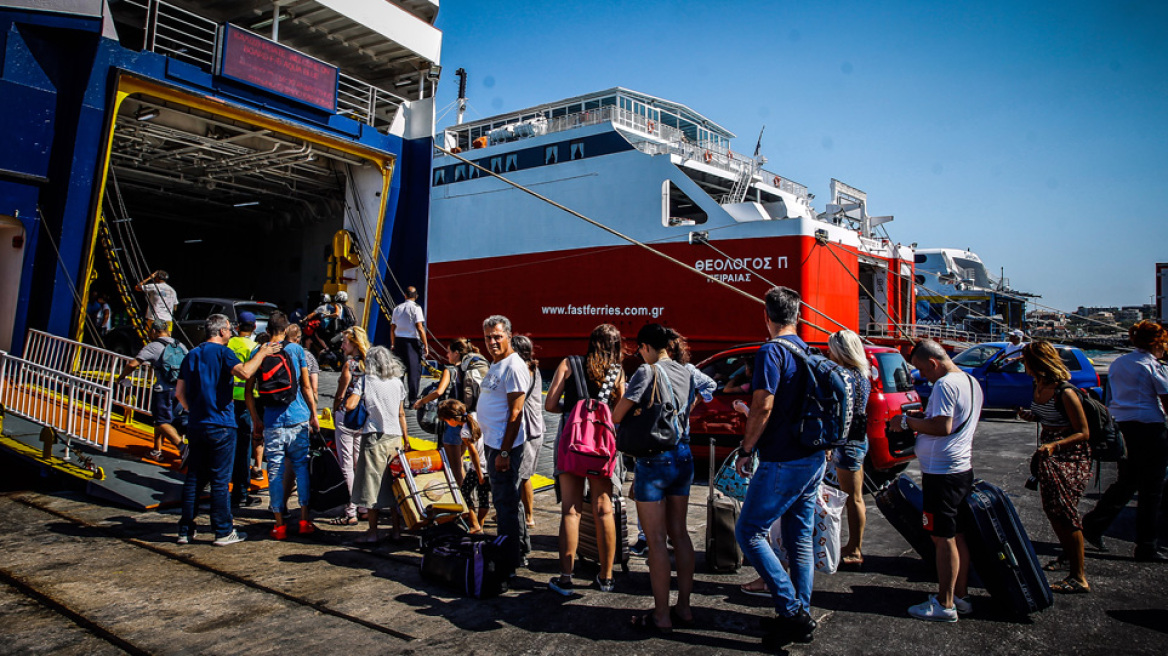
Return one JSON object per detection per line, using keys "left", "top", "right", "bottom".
{"left": 455, "top": 68, "right": 468, "bottom": 125}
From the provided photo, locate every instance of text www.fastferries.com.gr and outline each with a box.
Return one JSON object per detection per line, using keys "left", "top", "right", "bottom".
{"left": 541, "top": 304, "right": 665, "bottom": 319}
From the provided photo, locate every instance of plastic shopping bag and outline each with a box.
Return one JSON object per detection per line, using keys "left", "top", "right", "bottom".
{"left": 769, "top": 483, "right": 849, "bottom": 574}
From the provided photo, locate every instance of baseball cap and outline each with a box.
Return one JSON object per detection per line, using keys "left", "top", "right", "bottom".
{"left": 238, "top": 311, "right": 257, "bottom": 326}
{"left": 1011, "top": 329, "right": 1025, "bottom": 338}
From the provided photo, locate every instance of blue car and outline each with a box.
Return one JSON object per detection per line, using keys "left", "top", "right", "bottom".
{"left": 912, "top": 342, "right": 1103, "bottom": 409}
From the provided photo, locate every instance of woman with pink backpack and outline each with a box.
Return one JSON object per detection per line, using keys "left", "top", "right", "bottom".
{"left": 544, "top": 324, "right": 626, "bottom": 595}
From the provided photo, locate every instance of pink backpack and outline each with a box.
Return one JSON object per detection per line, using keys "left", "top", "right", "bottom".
{"left": 556, "top": 356, "right": 620, "bottom": 478}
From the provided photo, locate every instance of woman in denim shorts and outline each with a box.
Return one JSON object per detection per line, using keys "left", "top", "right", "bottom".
{"left": 614, "top": 323, "right": 696, "bottom": 633}
{"left": 413, "top": 338, "right": 482, "bottom": 487}
{"left": 827, "top": 330, "right": 872, "bottom": 568}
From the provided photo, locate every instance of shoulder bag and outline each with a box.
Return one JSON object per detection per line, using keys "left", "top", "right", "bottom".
{"left": 616, "top": 363, "right": 683, "bottom": 457}
{"left": 342, "top": 376, "right": 369, "bottom": 431}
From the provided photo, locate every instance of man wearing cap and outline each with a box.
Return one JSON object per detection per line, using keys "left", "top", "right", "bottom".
{"left": 136, "top": 270, "right": 178, "bottom": 332}
{"left": 227, "top": 312, "right": 261, "bottom": 507}
{"left": 116, "top": 319, "right": 189, "bottom": 463}
{"left": 391, "top": 286, "right": 429, "bottom": 404}
{"left": 1002, "top": 330, "right": 1026, "bottom": 358}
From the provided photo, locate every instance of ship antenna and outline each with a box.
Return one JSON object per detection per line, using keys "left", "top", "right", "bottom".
{"left": 455, "top": 68, "right": 468, "bottom": 125}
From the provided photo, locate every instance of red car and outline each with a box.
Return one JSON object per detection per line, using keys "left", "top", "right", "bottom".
{"left": 689, "top": 342, "right": 921, "bottom": 493}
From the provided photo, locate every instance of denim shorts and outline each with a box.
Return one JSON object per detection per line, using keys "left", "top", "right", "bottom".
{"left": 633, "top": 441, "right": 694, "bottom": 502}
{"left": 151, "top": 389, "right": 178, "bottom": 427}
{"left": 833, "top": 440, "right": 869, "bottom": 472}
{"left": 441, "top": 423, "right": 463, "bottom": 446}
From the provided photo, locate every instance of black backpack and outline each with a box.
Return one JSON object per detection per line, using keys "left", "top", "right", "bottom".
{"left": 1055, "top": 383, "right": 1126, "bottom": 462}
{"left": 337, "top": 305, "right": 356, "bottom": 331}
{"left": 256, "top": 345, "right": 298, "bottom": 406}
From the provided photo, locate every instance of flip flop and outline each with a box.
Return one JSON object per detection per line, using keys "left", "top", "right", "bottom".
{"left": 670, "top": 607, "right": 695, "bottom": 628}
{"left": 328, "top": 516, "right": 359, "bottom": 526}
{"left": 1051, "top": 578, "right": 1090, "bottom": 594}
{"left": 630, "top": 612, "right": 671, "bottom": 634}
{"left": 739, "top": 582, "right": 771, "bottom": 598}
{"left": 841, "top": 553, "right": 864, "bottom": 569}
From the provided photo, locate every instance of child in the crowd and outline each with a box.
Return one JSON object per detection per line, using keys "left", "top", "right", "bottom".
{"left": 437, "top": 399, "right": 490, "bottom": 533}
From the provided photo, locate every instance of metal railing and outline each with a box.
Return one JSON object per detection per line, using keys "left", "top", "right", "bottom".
{"left": 0, "top": 351, "right": 113, "bottom": 452}
{"left": 442, "top": 104, "right": 810, "bottom": 199}
{"left": 23, "top": 330, "right": 154, "bottom": 416}
{"left": 120, "top": 0, "right": 405, "bottom": 131}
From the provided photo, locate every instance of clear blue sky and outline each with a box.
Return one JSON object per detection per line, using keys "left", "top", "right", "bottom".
{"left": 433, "top": 0, "right": 1168, "bottom": 314}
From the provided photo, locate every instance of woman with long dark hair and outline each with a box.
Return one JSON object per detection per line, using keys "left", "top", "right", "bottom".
{"left": 1017, "top": 341, "right": 1092, "bottom": 593}
{"left": 544, "top": 324, "right": 626, "bottom": 594}
{"left": 413, "top": 337, "right": 487, "bottom": 486}
{"left": 614, "top": 323, "right": 696, "bottom": 632}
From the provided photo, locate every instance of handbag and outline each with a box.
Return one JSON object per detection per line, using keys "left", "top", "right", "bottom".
{"left": 616, "top": 363, "right": 683, "bottom": 457}
{"left": 342, "top": 376, "right": 369, "bottom": 431}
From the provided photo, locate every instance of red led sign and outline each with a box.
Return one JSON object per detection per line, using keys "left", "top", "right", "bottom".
{"left": 218, "top": 25, "right": 338, "bottom": 112}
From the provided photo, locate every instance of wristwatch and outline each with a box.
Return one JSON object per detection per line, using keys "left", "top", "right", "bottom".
{"left": 499, "top": 450, "right": 510, "bottom": 459}
{"left": 900, "top": 414, "right": 910, "bottom": 431}
{"left": 740, "top": 445, "right": 756, "bottom": 458}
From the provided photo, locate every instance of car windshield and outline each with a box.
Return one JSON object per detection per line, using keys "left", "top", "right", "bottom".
{"left": 874, "top": 352, "right": 915, "bottom": 392}
{"left": 953, "top": 345, "right": 1001, "bottom": 368}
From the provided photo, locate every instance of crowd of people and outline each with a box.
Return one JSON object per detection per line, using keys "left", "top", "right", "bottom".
{"left": 126, "top": 281, "right": 1167, "bottom": 650}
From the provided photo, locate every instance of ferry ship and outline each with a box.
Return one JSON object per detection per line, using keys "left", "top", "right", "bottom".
{"left": 428, "top": 88, "right": 918, "bottom": 360}
{"left": 913, "top": 248, "right": 1033, "bottom": 342}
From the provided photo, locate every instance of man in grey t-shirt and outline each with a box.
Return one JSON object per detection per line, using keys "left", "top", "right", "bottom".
{"left": 116, "top": 319, "right": 189, "bottom": 462}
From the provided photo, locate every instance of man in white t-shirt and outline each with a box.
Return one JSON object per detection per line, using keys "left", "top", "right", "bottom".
{"left": 477, "top": 314, "right": 531, "bottom": 572}
{"left": 391, "top": 286, "right": 430, "bottom": 404}
{"left": 901, "top": 339, "right": 983, "bottom": 623}
{"left": 1001, "top": 330, "right": 1026, "bottom": 358}
{"left": 136, "top": 270, "right": 178, "bottom": 330}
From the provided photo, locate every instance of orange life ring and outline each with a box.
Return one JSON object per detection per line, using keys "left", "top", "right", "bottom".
{"left": 773, "top": 175, "right": 781, "bottom": 186}
{"left": 647, "top": 120, "right": 655, "bottom": 132}
{"left": 703, "top": 151, "right": 712, "bottom": 163}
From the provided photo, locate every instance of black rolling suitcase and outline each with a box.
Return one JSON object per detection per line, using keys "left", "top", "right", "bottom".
{"left": 420, "top": 533, "right": 510, "bottom": 598}
{"left": 705, "top": 439, "right": 743, "bottom": 572}
{"left": 875, "top": 474, "right": 936, "bottom": 566}
{"left": 963, "top": 480, "right": 1053, "bottom": 616}
{"left": 578, "top": 488, "right": 631, "bottom": 573}
{"left": 308, "top": 431, "right": 350, "bottom": 512}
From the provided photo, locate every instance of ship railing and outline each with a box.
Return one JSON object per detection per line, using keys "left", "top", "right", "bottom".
{"left": 119, "top": 0, "right": 404, "bottom": 131}
{"left": 904, "top": 324, "right": 978, "bottom": 343}
{"left": 23, "top": 330, "right": 154, "bottom": 417}
{"left": 0, "top": 351, "right": 113, "bottom": 453}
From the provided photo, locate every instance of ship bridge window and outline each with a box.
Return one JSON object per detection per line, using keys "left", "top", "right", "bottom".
{"left": 545, "top": 145, "right": 558, "bottom": 165}
{"left": 662, "top": 180, "right": 708, "bottom": 226}
{"left": 570, "top": 141, "right": 584, "bottom": 160}
{"left": 433, "top": 168, "right": 446, "bottom": 186}
{"left": 568, "top": 103, "right": 582, "bottom": 114}
{"left": 552, "top": 107, "right": 567, "bottom": 118}
{"left": 601, "top": 96, "right": 616, "bottom": 107}
{"left": 585, "top": 99, "right": 600, "bottom": 110}
{"left": 505, "top": 154, "right": 518, "bottom": 172}
{"left": 490, "top": 157, "right": 502, "bottom": 174}
{"left": 914, "top": 254, "right": 927, "bottom": 264}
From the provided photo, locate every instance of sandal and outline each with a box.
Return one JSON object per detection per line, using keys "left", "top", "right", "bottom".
{"left": 630, "top": 612, "right": 671, "bottom": 634}
{"left": 328, "top": 516, "right": 359, "bottom": 526}
{"left": 841, "top": 553, "right": 864, "bottom": 569}
{"left": 1051, "top": 578, "right": 1090, "bottom": 594}
{"left": 739, "top": 581, "right": 771, "bottom": 598}
{"left": 1043, "top": 557, "right": 1069, "bottom": 572}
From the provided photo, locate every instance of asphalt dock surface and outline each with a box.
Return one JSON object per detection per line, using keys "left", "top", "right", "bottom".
{"left": 0, "top": 373, "right": 1166, "bottom": 655}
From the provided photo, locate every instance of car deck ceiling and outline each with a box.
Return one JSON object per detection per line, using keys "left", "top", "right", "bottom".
{"left": 109, "top": 96, "right": 358, "bottom": 224}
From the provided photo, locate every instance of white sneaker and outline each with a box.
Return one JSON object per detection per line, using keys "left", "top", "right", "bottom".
{"left": 908, "top": 595, "right": 958, "bottom": 622}
{"left": 212, "top": 529, "right": 247, "bottom": 546}
{"left": 953, "top": 596, "right": 973, "bottom": 615}
{"left": 176, "top": 530, "right": 196, "bottom": 545}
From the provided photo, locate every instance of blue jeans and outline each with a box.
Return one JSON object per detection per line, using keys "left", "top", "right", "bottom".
{"left": 736, "top": 454, "right": 826, "bottom": 617}
{"left": 231, "top": 401, "right": 253, "bottom": 504}
{"left": 633, "top": 441, "right": 694, "bottom": 502}
{"left": 265, "top": 422, "right": 311, "bottom": 515}
{"left": 180, "top": 424, "right": 236, "bottom": 538}
{"left": 486, "top": 444, "right": 530, "bottom": 570}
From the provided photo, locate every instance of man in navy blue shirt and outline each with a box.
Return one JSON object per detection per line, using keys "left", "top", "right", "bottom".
{"left": 734, "top": 286, "right": 826, "bottom": 648}
{"left": 175, "top": 313, "right": 279, "bottom": 546}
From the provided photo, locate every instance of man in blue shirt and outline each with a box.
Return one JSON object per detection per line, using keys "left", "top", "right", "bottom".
{"left": 175, "top": 313, "right": 279, "bottom": 546}
{"left": 734, "top": 286, "right": 825, "bottom": 649}
{"left": 246, "top": 311, "right": 319, "bottom": 540}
